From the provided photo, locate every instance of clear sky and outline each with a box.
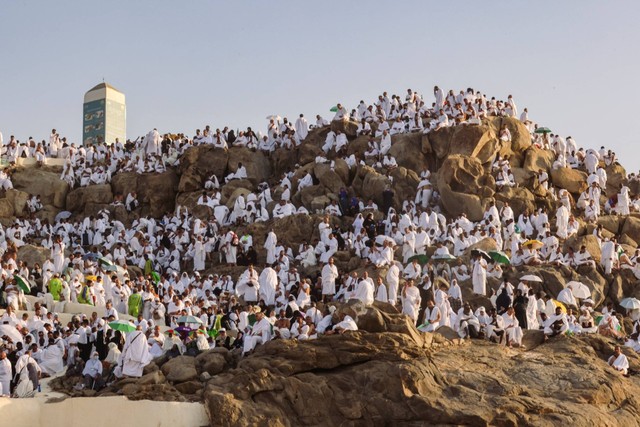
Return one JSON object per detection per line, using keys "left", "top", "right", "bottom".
{"left": 2, "top": 1, "right": 639, "bottom": 170}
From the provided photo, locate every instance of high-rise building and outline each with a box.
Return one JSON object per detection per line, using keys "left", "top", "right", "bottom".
{"left": 82, "top": 82, "right": 126, "bottom": 145}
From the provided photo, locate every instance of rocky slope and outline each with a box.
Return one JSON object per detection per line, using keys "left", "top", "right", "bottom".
{"left": 51, "top": 301, "right": 640, "bottom": 426}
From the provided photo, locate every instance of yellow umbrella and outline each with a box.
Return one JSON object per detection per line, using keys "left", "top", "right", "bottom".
{"left": 523, "top": 240, "right": 544, "bottom": 250}
{"left": 85, "top": 275, "right": 98, "bottom": 283}
{"left": 552, "top": 299, "right": 567, "bottom": 313}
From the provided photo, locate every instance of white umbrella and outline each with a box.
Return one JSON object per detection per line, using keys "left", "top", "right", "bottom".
{"left": 0, "top": 324, "right": 24, "bottom": 343}
{"left": 265, "top": 115, "right": 281, "bottom": 121}
{"left": 375, "top": 235, "right": 395, "bottom": 246}
{"left": 55, "top": 211, "right": 73, "bottom": 222}
{"left": 567, "top": 281, "right": 591, "bottom": 299}
{"left": 620, "top": 298, "right": 640, "bottom": 310}
{"left": 520, "top": 274, "right": 543, "bottom": 283}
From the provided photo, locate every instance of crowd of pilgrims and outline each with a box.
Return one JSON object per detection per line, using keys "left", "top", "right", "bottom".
{"left": 0, "top": 85, "right": 638, "bottom": 396}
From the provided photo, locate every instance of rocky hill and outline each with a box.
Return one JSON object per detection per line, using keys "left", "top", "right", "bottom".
{"left": 15, "top": 114, "right": 640, "bottom": 426}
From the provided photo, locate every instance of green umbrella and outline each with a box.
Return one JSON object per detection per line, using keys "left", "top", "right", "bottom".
{"left": 489, "top": 250, "right": 510, "bottom": 265}
{"left": 109, "top": 320, "right": 136, "bottom": 333}
{"left": 432, "top": 253, "right": 457, "bottom": 262}
{"left": 329, "top": 106, "right": 339, "bottom": 112}
{"left": 408, "top": 254, "right": 430, "bottom": 265}
{"left": 14, "top": 275, "right": 31, "bottom": 293}
{"left": 98, "top": 257, "right": 114, "bottom": 267}
{"left": 151, "top": 271, "right": 161, "bottom": 284}
{"left": 534, "top": 127, "right": 552, "bottom": 134}
{"left": 176, "top": 315, "right": 204, "bottom": 325}
{"left": 207, "top": 329, "right": 219, "bottom": 338}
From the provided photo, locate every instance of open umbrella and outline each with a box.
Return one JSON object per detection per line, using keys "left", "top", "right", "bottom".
{"left": 329, "top": 106, "right": 339, "bottom": 112}
{"left": 432, "top": 253, "right": 456, "bottom": 261}
{"left": 0, "top": 324, "right": 23, "bottom": 343}
{"left": 55, "top": 211, "right": 73, "bottom": 222}
{"left": 534, "top": 127, "right": 552, "bottom": 134}
{"left": 489, "top": 250, "right": 510, "bottom": 265}
{"left": 102, "top": 264, "right": 119, "bottom": 272}
{"left": 14, "top": 274, "right": 31, "bottom": 293}
{"left": 472, "top": 249, "right": 492, "bottom": 262}
{"left": 150, "top": 271, "right": 161, "bottom": 284}
{"left": 98, "top": 257, "right": 114, "bottom": 267}
{"left": 520, "top": 274, "right": 543, "bottom": 283}
{"left": 407, "top": 254, "right": 429, "bottom": 265}
{"left": 523, "top": 240, "right": 544, "bottom": 250}
{"left": 176, "top": 315, "right": 204, "bottom": 325}
{"left": 265, "top": 115, "right": 281, "bottom": 121}
{"left": 109, "top": 320, "right": 136, "bottom": 333}
{"left": 375, "top": 235, "right": 395, "bottom": 246}
{"left": 567, "top": 281, "right": 591, "bottom": 299}
{"left": 552, "top": 299, "right": 567, "bottom": 313}
{"left": 620, "top": 298, "right": 640, "bottom": 310}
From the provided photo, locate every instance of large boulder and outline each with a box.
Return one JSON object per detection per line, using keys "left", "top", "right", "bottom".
{"left": 388, "top": 133, "right": 429, "bottom": 174}
{"left": 179, "top": 145, "right": 229, "bottom": 179}
{"left": 313, "top": 163, "right": 344, "bottom": 194}
{"left": 621, "top": 216, "right": 640, "bottom": 244}
{"left": 523, "top": 148, "right": 555, "bottom": 173}
{"left": 436, "top": 155, "right": 490, "bottom": 194}
{"left": 330, "top": 119, "right": 359, "bottom": 138}
{"left": 605, "top": 163, "right": 627, "bottom": 197}
{"left": 195, "top": 349, "right": 228, "bottom": 376}
{"left": 439, "top": 183, "right": 485, "bottom": 221}
{"left": 138, "top": 170, "right": 179, "bottom": 217}
{"left": 5, "top": 189, "right": 30, "bottom": 217}
{"left": 550, "top": 167, "right": 588, "bottom": 194}
{"left": 17, "top": 245, "right": 50, "bottom": 267}
{"left": 563, "top": 234, "right": 602, "bottom": 264}
{"left": 427, "top": 122, "right": 499, "bottom": 164}
{"left": 66, "top": 185, "right": 113, "bottom": 213}
{"left": 161, "top": 356, "right": 198, "bottom": 383}
{"left": 228, "top": 147, "right": 272, "bottom": 185}
{"left": 11, "top": 168, "right": 69, "bottom": 209}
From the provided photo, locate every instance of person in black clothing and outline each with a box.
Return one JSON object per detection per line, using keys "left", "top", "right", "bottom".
{"left": 363, "top": 213, "right": 376, "bottom": 239}
{"left": 382, "top": 185, "right": 395, "bottom": 215}
{"left": 513, "top": 289, "right": 529, "bottom": 330}
{"left": 496, "top": 288, "right": 512, "bottom": 315}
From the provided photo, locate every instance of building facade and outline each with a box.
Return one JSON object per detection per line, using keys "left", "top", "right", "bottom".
{"left": 82, "top": 82, "right": 126, "bottom": 145}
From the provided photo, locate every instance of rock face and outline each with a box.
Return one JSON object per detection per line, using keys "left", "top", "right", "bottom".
{"left": 204, "top": 328, "right": 640, "bottom": 427}
{"left": 48, "top": 302, "right": 640, "bottom": 427}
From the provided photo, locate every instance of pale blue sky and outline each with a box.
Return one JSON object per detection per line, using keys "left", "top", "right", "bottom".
{"left": 2, "top": 1, "right": 639, "bottom": 170}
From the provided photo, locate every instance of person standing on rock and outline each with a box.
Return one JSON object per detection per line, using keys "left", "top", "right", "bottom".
{"left": 295, "top": 114, "right": 308, "bottom": 141}
{"left": 51, "top": 235, "right": 65, "bottom": 274}
{"left": 321, "top": 258, "right": 339, "bottom": 302}
{"left": 402, "top": 279, "right": 421, "bottom": 325}
{"left": 472, "top": 253, "right": 487, "bottom": 296}
{"left": 264, "top": 229, "right": 277, "bottom": 265}
{"left": 259, "top": 263, "right": 278, "bottom": 307}
{"left": 118, "top": 326, "right": 152, "bottom": 378}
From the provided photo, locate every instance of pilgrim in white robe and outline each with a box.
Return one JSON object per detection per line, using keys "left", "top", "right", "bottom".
{"left": 119, "top": 330, "right": 152, "bottom": 378}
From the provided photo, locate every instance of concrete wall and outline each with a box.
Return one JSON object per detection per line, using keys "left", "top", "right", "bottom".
{"left": 0, "top": 396, "right": 209, "bottom": 427}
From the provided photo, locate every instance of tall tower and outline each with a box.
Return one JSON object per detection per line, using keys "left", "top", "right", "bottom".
{"left": 83, "top": 82, "right": 126, "bottom": 145}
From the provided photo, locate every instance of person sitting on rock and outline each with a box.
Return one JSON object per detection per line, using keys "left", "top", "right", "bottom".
{"left": 125, "top": 191, "right": 139, "bottom": 212}
{"left": 225, "top": 162, "right": 247, "bottom": 183}
{"left": 608, "top": 345, "right": 629, "bottom": 376}
{"left": 543, "top": 306, "right": 568, "bottom": 340}
{"left": 418, "top": 300, "right": 441, "bottom": 332}
{"left": 325, "top": 313, "right": 358, "bottom": 335}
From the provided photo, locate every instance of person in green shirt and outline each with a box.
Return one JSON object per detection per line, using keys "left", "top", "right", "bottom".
{"left": 128, "top": 288, "right": 142, "bottom": 317}
{"left": 48, "top": 274, "right": 62, "bottom": 301}
{"left": 77, "top": 281, "right": 94, "bottom": 305}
